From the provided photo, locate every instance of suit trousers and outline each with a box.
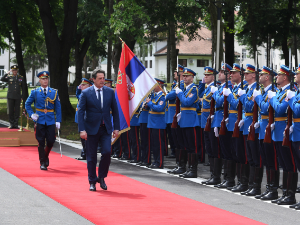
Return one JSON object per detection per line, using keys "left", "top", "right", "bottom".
{"left": 8, "top": 98, "right": 21, "bottom": 126}
{"left": 275, "top": 142, "right": 297, "bottom": 173}
{"left": 140, "top": 123, "right": 151, "bottom": 164}
{"left": 151, "top": 128, "right": 165, "bottom": 167}
{"left": 86, "top": 125, "right": 111, "bottom": 184}
{"left": 129, "top": 126, "right": 140, "bottom": 161}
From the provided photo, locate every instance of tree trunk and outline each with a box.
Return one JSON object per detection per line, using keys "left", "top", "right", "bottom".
{"left": 282, "top": 0, "right": 293, "bottom": 66}
{"left": 92, "top": 55, "right": 98, "bottom": 70}
{"left": 106, "top": 0, "right": 114, "bottom": 79}
{"left": 293, "top": 1, "right": 297, "bottom": 69}
{"left": 167, "top": 27, "right": 171, "bottom": 83}
{"left": 248, "top": 2, "right": 257, "bottom": 59}
{"left": 35, "top": 0, "right": 78, "bottom": 120}
{"left": 11, "top": 10, "right": 28, "bottom": 102}
{"left": 32, "top": 64, "right": 35, "bottom": 85}
{"left": 169, "top": 20, "right": 176, "bottom": 83}
{"left": 224, "top": 4, "right": 234, "bottom": 67}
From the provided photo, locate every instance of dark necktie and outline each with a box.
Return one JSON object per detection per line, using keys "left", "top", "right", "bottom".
{"left": 97, "top": 89, "right": 102, "bottom": 108}
{"left": 246, "top": 88, "right": 249, "bottom": 94}
{"left": 297, "top": 90, "right": 299, "bottom": 95}
{"left": 44, "top": 88, "right": 47, "bottom": 95}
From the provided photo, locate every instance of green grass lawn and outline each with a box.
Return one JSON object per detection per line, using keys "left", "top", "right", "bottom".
{"left": 0, "top": 87, "right": 35, "bottom": 98}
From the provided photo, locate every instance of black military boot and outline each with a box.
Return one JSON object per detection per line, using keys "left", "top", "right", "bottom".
{"left": 180, "top": 153, "right": 191, "bottom": 177}
{"left": 272, "top": 171, "right": 288, "bottom": 203}
{"left": 38, "top": 146, "right": 47, "bottom": 170}
{"left": 261, "top": 169, "right": 279, "bottom": 201}
{"left": 232, "top": 163, "right": 249, "bottom": 192}
{"left": 256, "top": 169, "right": 270, "bottom": 199}
{"left": 228, "top": 162, "right": 240, "bottom": 190}
{"left": 206, "top": 158, "right": 222, "bottom": 185}
{"left": 167, "top": 149, "right": 180, "bottom": 174}
{"left": 278, "top": 172, "right": 298, "bottom": 205}
{"left": 215, "top": 159, "right": 227, "bottom": 188}
{"left": 173, "top": 150, "right": 187, "bottom": 174}
{"left": 181, "top": 153, "right": 198, "bottom": 178}
{"left": 241, "top": 166, "right": 255, "bottom": 195}
{"left": 246, "top": 167, "right": 263, "bottom": 196}
{"left": 218, "top": 160, "right": 236, "bottom": 189}
{"left": 202, "top": 157, "right": 214, "bottom": 184}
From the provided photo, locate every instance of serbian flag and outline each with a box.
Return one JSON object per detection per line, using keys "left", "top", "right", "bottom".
{"left": 112, "top": 40, "right": 158, "bottom": 143}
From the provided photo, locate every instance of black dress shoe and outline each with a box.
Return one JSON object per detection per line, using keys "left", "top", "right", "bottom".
{"left": 99, "top": 178, "right": 107, "bottom": 190}
{"left": 128, "top": 160, "right": 139, "bottom": 163}
{"left": 112, "top": 154, "right": 121, "bottom": 158}
{"left": 148, "top": 164, "right": 163, "bottom": 169}
{"left": 136, "top": 162, "right": 143, "bottom": 166}
{"left": 119, "top": 157, "right": 129, "bottom": 160}
{"left": 45, "top": 158, "right": 49, "bottom": 168}
{"left": 139, "top": 162, "right": 151, "bottom": 167}
{"left": 289, "top": 202, "right": 300, "bottom": 208}
{"left": 40, "top": 163, "right": 47, "bottom": 170}
{"left": 296, "top": 187, "right": 300, "bottom": 193}
{"left": 166, "top": 154, "right": 176, "bottom": 158}
{"left": 89, "top": 183, "right": 96, "bottom": 191}
{"left": 75, "top": 156, "right": 86, "bottom": 160}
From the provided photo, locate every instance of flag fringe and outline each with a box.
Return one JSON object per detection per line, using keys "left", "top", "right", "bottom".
{"left": 111, "top": 127, "right": 131, "bottom": 145}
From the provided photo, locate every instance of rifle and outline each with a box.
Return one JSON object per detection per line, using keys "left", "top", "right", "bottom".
{"left": 136, "top": 91, "right": 154, "bottom": 118}
{"left": 282, "top": 67, "right": 294, "bottom": 147}
{"left": 232, "top": 65, "right": 244, "bottom": 138}
{"left": 219, "top": 62, "right": 228, "bottom": 136}
{"left": 248, "top": 57, "right": 259, "bottom": 142}
{"left": 204, "top": 66, "right": 217, "bottom": 132}
{"left": 171, "top": 49, "right": 180, "bottom": 128}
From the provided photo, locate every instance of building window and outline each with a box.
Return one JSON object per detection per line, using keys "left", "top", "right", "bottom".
{"left": 0, "top": 66, "right": 4, "bottom": 76}
{"left": 150, "top": 60, "right": 152, "bottom": 68}
{"left": 197, "top": 60, "right": 209, "bottom": 67}
{"left": 145, "top": 60, "right": 148, "bottom": 68}
{"left": 178, "top": 59, "right": 187, "bottom": 67}
{"left": 0, "top": 48, "right": 4, "bottom": 55}
{"left": 150, "top": 45, "right": 152, "bottom": 56}
{"left": 242, "top": 49, "right": 247, "bottom": 61}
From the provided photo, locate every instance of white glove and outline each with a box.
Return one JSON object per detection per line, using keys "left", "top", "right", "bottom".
{"left": 238, "top": 89, "right": 246, "bottom": 96}
{"left": 56, "top": 122, "right": 60, "bottom": 129}
{"left": 287, "top": 90, "right": 296, "bottom": 99}
{"left": 210, "top": 86, "right": 218, "bottom": 94}
{"left": 175, "top": 87, "right": 182, "bottom": 94}
{"left": 289, "top": 125, "right": 294, "bottom": 135}
{"left": 238, "top": 119, "right": 244, "bottom": 128}
{"left": 270, "top": 123, "right": 275, "bottom": 131}
{"left": 31, "top": 114, "right": 38, "bottom": 121}
{"left": 223, "top": 88, "right": 232, "bottom": 96}
{"left": 214, "top": 127, "right": 219, "bottom": 137}
{"left": 254, "top": 122, "right": 260, "bottom": 129}
{"left": 225, "top": 117, "right": 229, "bottom": 125}
{"left": 253, "top": 89, "right": 262, "bottom": 98}
{"left": 268, "top": 91, "right": 276, "bottom": 99}
{"left": 177, "top": 112, "right": 181, "bottom": 122}
{"left": 248, "top": 126, "right": 250, "bottom": 133}
{"left": 211, "top": 115, "right": 214, "bottom": 120}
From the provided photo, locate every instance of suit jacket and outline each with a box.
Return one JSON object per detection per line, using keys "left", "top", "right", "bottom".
{"left": 1, "top": 73, "right": 23, "bottom": 99}
{"left": 78, "top": 86, "right": 120, "bottom": 135}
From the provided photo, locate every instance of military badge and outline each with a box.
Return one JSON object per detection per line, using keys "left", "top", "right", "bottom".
{"left": 189, "top": 93, "right": 194, "bottom": 98}
{"left": 159, "top": 101, "right": 164, "bottom": 105}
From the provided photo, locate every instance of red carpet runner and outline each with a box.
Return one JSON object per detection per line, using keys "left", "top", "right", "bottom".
{"left": 0, "top": 146, "right": 264, "bottom": 225}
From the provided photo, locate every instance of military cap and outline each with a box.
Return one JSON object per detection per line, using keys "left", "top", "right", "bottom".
{"left": 11, "top": 65, "right": 18, "bottom": 70}
{"left": 204, "top": 66, "right": 217, "bottom": 75}
{"left": 183, "top": 68, "right": 196, "bottom": 76}
{"left": 155, "top": 78, "right": 165, "bottom": 84}
{"left": 278, "top": 65, "right": 294, "bottom": 76}
{"left": 230, "top": 63, "right": 245, "bottom": 72}
{"left": 296, "top": 64, "right": 300, "bottom": 73}
{"left": 220, "top": 63, "right": 233, "bottom": 72}
{"left": 37, "top": 71, "right": 50, "bottom": 78}
{"left": 81, "top": 78, "right": 93, "bottom": 86}
{"left": 178, "top": 64, "right": 184, "bottom": 72}
{"left": 244, "top": 64, "right": 261, "bottom": 73}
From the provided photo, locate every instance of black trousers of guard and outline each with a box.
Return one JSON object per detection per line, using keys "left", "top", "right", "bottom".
{"left": 121, "top": 131, "right": 131, "bottom": 159}
{"left": 195, "top": 127, "right": 205, "bottom": 162}
{"left": 150, "top": 128, "right": 165, "bottom": 167}
{"left": 262, "top": 140, "right": 278, "bottom": 171}
{"left": 140, "top": 123, "right": 151, "bottom": 164}
{"left": 275, "top": 142, "right": 297, "bottom": 172}
{"left": 291, "top": 142, "right": 300, "bottom": 172}
{"left": 232, "top": 132, "right": 247, "bottom": 164}
{"left": 35, "top": 123, "right": 56, "bottom": 161}
{"left": 112, "top": 137, "right": 122, "bottom": 156}
{"left": 8, "top": 98, "right": 21, "bottom": 127}
{"left": 181, "top": 127, "right": 197, "bottom": 154}
{"left": 245, "top": 134, "right": 261, "bottom": 168}
{"left": 175, "top": 125, "right": 185, "bottom": 150}
{"left": 208, "top": 129, "right": 221, "bottom": 158}
{"left": 203, "top": 130, "right": 213, "bottom": 158}
{"left": 166, "top": 123, "right": 175, "bottom": 155}
{"left": 129, "top": 126, "right": 140, "bottom": 161}
{"left": 218, "top": 128, "right": 233, "bottom": 160}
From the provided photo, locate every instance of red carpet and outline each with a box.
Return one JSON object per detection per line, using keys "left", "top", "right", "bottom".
{"left": 0, "top": 146, "right": 265, "bottom": 225}
{"left": 0, "top": 127, "right": 30, "bottom": 132}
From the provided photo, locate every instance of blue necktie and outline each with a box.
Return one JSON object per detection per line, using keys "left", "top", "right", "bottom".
{"left": 97, "top": 89, "right": 102, "bottom": 108}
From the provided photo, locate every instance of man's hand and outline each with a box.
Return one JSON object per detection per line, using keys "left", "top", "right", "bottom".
{"left": 80, "top": 131, "right": 87, "bottom": 140}
{"left": 223, "top": 88, "right": 231, "bottom": 96}
{"left": 113, "top": 130, "right": 119, "bottom": 138}
{"left": 238, "top": 89, "right": 246, "bottom": 96}
{"left": 254, "top": 122, "right": 260, "bottom": 129}
{"left": 145, "top": 98, "right": 151, "bottom": 103}
{"left": 210, "top": 86, "right": 218, "bottom": 94}
{"left": 31, "top": 114, "right": 38, "bottom": 121}
{"left": 56, "top": 122, "right": 60, "bottom": 129}
{"left": 287, "top": 90, "right": 296, "bottom": 99}
{"left": 238, "top": 119, "right": 244, "bottom": 128}
{"left": 268, "top": 91, "right": 276, "bottom": 99}
{"left": 253, "top": 89, "right": 261, "bottom": 98}
{"left": 175, "top": 87, "right": 182, "bottom": 94}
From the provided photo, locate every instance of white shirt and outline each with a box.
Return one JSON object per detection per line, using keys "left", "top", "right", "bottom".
{"left": 264, "top": 84, "right": 271, "bottom": 92}
{"left": 42, "top": 86, "right": 48, "bottom": 94}
{"left": 281, "top": 83, "right": 290, "bottom": 91}
{"left": 186, "top": 83, "right": 193, "bottom": 90}
{"left": 247, "top": 82, "right": 256, "bottom": 90}
{"left": 93, "top": 85, "right": 103, "bottom": 109}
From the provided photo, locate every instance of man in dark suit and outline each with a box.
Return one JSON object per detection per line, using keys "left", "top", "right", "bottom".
{"left": 78, "top": 69, "right": 120, "bottom": 191}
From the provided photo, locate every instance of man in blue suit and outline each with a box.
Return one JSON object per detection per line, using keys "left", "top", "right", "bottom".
{"left": 78, "top": 69, "right": 120, "bottom": 191}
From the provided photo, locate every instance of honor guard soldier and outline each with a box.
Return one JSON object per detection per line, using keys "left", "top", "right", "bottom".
{"left": 286, "top": 64, "right": 300, "bottom": 210}
{"left": 25, "top": 71, "right": 62, "bottom": 170}
{"left": 224, "top": 63, "right": 249, "bottom": 192}
{"left": 238, "top": 64, "right": 262, "bottom": 196}
{"left": 175, "top": 68, "right": 199, "bottom": 178}
{"left": 128, "top": 111, "right": 141, "bottom": 163}
{"left": 209, "top": 63, "right": 234, "bottom": 187}
{"left": 1, "top": 65, "right": 23, "bottom": 129}
{"left": 75, "top": 78, "right": 93, "bottom": 160}
{"left": 253, "top": 66, "right": 279, "bottom": 200}
{"left": 268, "top": 65, "right": 297, "bottom": 205}
{"left": 105, "top": 79, "right": 114, "bottom": 88}
{"left": 145, "top": 78, "right": 166, "bottom": 169}
{"left": 201, "top": 67, "right": 217, "bottom": 184}
{"left": 196, "top": 81, "right": 206, "bottom": 163}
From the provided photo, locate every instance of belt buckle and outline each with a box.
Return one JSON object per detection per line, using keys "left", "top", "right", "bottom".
{"left": 44, "top": 109, "right": 48, "bottom": 114}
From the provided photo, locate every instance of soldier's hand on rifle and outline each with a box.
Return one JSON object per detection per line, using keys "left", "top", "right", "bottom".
{"left": 225, "top": 118, "right": 229, "bottom": 125}
{"left": 56, "top": 122, "right": 60, "bottom": 129}
{"left": 289, "top": 125, "right": 294, "bottom": 135}
{"left": 146, "top": 98, "right": 151, "bottom": 103}
{"left": 270, "top": 123, "right": 275, "bottom": 131}
{"left": 214, "top": 127, "right": 219, "bottom": 137}
{"left": 238, "top": 119, "right": 244, "bottom": 128}
{"left": 176, "top": 112, "right": 181, "bottom": 122}
{"left": 211, "top": 115, "right": 214, "bottom": 120}
{"left": 287, "top": 90, "right": 296, "bottom": 99}
{"left": 254, "top": 122, "right": 260, "bottom": 129}
{"left": 210, "top": 86, "right": 218, "bottom": 94}
{"left": 253, "top": 89, "right": 261, "bottom": 98}
{"left": 175, "top": 87, "right": 182, "bottom": 94}
{"left": 238, "top": 89, "right": 246, "bottom": 96}
{"left": 268, "top": 91, "right": 276, "bottom": 99}
{"left": 223, "top": 88, "right": 231, "bottom": 96}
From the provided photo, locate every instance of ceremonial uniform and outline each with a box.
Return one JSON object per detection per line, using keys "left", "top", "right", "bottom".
{"left": 147, "top": 80, "right": 166, "bottom": 169}
{"left": 196, "top": 82, "right": 205, "bottom": 163}
{"left": 1, "top": 65, "right": 23, "bottom": 129}
{"left": 25, "top": 71, "right": 62, "bottom": 170}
